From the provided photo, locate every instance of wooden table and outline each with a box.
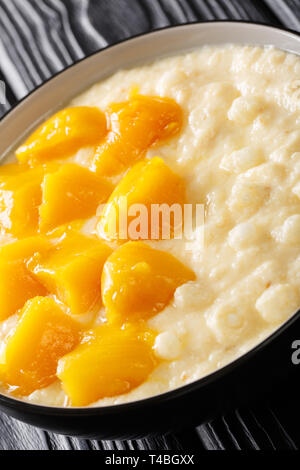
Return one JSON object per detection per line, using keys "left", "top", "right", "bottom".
{"left": 0, "top": 0, "right": 299, "bottom": 451}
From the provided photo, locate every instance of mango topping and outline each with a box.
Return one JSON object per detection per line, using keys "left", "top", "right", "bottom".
{"left": 0, "top": 297, "right": 81, "bottom": 395}
{"left": 0, "top": 93, "right": 188, "bottom": 403}
{"left": 0, "top": 164, "right": 52, "bottom": 237}
{"left": 0, "top": 261, "right": 47, "bottom": 322}
{"left": 39, "top": 163, "right": 113, "bottom": 232}
{"left": 98, "top": 157, "right": 186, "bottom": 243}
{"left": 16, "top": 107, "right": 107, "bottom": 166}
{"left": 28, "top": 231, "right": 113, "bottom": 315}
{"left": 102, "top": 241, "right": 195, "bottom": 323}
{"left": 57, "top": 324, "right": 156, "bottom": 406}
{"left": 91, "top": 94, "right": 183, "bottom": 176}
{"left": 0, "top": 162, "right": 30, "bottom": 179}
{"left": 0, "top": 234, "right": 51, "bottom": 261}
{"left": 0, "top": 237, "right": 51, "bottom": 321}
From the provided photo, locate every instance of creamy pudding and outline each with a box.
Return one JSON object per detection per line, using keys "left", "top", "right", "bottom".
{"left": 0, "top": 45, "right": 299, "bottom": 407}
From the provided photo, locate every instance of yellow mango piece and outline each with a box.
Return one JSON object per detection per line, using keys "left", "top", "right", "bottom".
{"left": 39, "top": 163, "right": 113, "bottom": 232}
{"left": 0, "top": 163, "right": 58, "bottom": 237}
{"left": 0, "top": 235, "right": 51, "bottom": 261}
{"left": 0, "top": 261, "right": 47, "bottom": 321}
{"left": 57, "top": 324, "right": 156, "bottom": 406}
{"left": 16, "top": 107, "right": 107, "bottom": 166}
{"left": 0, "top": 297, "right": 81, "bottom": 395}
{"left": 28, "top": 231, "right": 113, "bottom": 315}
{"left": 91, "top": 94, "right": 183, "bottom": 176}
{"left": 0, "top": 236, "right": 51, "bottom": 320}
{"left": 0, "top": 162, "right": 30, "bottom": 181}
{"left": 102, "top": 241, "right": 195, "bottom": 323}
{"left": 98, "top": 157, "right": 186, "bottom": 243}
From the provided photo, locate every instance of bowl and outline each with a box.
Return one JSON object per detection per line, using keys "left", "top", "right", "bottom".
{"left": 0, "top": 21, "right": 300, "bottom": 440}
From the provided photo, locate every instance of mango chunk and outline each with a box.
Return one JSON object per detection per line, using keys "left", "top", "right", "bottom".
{"left": 0, "top": 168, "right": 42, "bottom": 237}
{"left": 0, "top": 162, "right": 30, "bottom": 180}
{"left": 57, "top": 324, "right": 156, "bottom": 406}
{"left": 0, "top": 261, "right": 47, "bottom": 321}
{"left": 0, "top": 235, "right": 51, "bottom": 261}
{"left": 102, "top": 241, "right": 195, "bottom": 323}
{"left": 16, "top": 107, "right": 107, "bottom": 166}
{"left": 28, "top": 231, "right": 113, "bottom": 315}
{"left": 0, "top": 236, "right": 51, "bottom": 320}
{"left": 39, "top": 164, "right": 113, "bottom": 232}
{"left": 91, "top": 94, "right": 183, "bottom": 176}
{"left": 98, "top": 157, "right": 186, "bottom": 243}
{"left": 0, "top": 297, "right": 81, "bottom": 395}
{"left": 0, "top": 163, "right": 58, "bottom": 237}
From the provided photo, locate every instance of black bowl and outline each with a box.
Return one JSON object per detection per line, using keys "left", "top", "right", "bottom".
{"left": 0, "top": 21, "right": 300, "bottom": 440}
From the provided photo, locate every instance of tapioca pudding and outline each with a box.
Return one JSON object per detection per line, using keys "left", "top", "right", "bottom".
{"left": 0, "top": 44, "right": 299, "bottom": 407}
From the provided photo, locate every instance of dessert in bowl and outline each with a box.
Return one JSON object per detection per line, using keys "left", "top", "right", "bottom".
{"left": 0, "top": 22, "right": 299, "bottom": 438}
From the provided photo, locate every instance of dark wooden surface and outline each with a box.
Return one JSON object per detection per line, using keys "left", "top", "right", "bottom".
{"left": 0, "top": 0, "right": 300, "bottom": 451}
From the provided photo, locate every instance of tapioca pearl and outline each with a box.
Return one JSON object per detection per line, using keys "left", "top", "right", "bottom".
{"left": 243, "top": 162, "right": 285, "bottom": 186}
{"left": 228, "top": 96, "right": 265, "bottom": 125}
{"left": 255, "top": 284, "right": 299, "bottom": 324}
{"left": 203, "top": 82, "right": 238, "bottom": 105}
{"left": 154, "top": 331, "right": 182, "bottom": 360}
{"left": 206, "top": 303, "right": 249, "bottom": 346}
{"left": 156, "top": 69, "right": 188, "bottom": 96}
{"left": 270, "top": 148, "right": 291, "bottom": 164}
{"left": 174, "top": 281, "right": 213, "bottom": 310}
{"left": 272, "top": 214, "right": 300, "bottom": 245}
{"left": 232, "top": 247, "right": 260, "bottom": 271}
{"left": 252, "top": 261, "right": 281, "bottom": 287}
{"left": 292, "top": 182, "right": 300, "bottom": 200}
{"left": 229, "top": 260, "right": 281, "bottom": 304}
{"left": 208, "top": 264, "right": 229, "bottom": 284}
{"left": 227, "top": 178, "right": 269, "bottom": 219}
{"left": 189, "top": 108, "right": 218, "bottom": 142}
{"left": 220, "top": 147, "right": 264, "bottom": 174}
{"left": 227, "top": 221, "right": 260, "bottom": 250}
{"left": 233, "top": 261, "right": 284, "bottom": 321}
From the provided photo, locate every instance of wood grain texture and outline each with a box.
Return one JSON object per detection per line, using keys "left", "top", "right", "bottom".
{"left": 0, "top": 0, "right": 300, "bottom": 451}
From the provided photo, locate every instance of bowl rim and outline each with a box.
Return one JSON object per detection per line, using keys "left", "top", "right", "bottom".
{"left": 0, "top": 19, "right": 300, "bottom": 416}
